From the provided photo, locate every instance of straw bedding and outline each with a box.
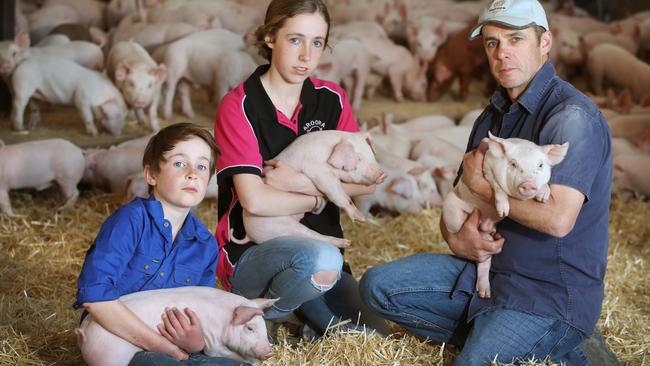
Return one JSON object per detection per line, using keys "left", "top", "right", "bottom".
{"left": 0, "top": 188, "right": 648, "bottom": 366}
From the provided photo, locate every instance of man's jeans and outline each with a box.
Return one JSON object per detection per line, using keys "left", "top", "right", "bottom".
{"left": 359, "top": 253, "right": 590, "bottom": 365}
{"left": 128, "top": 352, "right": 250, "bottom": 366}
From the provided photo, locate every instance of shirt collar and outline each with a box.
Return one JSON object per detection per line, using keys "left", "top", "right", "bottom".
{"left": 490, "top": 60, "right": 556, "bottom": 114}
{"left": 141, "top": 196, "right": 211, "bottom": 242}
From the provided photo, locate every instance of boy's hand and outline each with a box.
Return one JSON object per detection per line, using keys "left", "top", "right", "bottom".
{"left": 157, "top": 307, "right": 205, "bottom": 353}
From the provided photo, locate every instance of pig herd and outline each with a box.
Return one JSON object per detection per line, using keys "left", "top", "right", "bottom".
{"left": 0, "top": 0, "right": 649, "bottom": 210}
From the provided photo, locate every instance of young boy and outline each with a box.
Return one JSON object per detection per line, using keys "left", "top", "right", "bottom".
{"left": 74, "top": 123, "right": 228, "bottom": 363}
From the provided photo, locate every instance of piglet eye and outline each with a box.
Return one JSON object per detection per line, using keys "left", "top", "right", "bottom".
{"left": 509, "top": 160, "right": 517, "bottom": 169}
{"left": 245, "top": 325, "right": 254, "bottom": 332}
{"left": 538, "top": 162, "right": 543, "bottom": 168}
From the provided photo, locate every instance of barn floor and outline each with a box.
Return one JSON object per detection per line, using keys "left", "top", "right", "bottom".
{"left": 0, "top": 81, "right": 648, "bottom": 365}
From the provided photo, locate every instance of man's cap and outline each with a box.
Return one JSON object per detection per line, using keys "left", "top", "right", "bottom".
{"left": 468, "top": 0, "right": 549, "bottom": 40}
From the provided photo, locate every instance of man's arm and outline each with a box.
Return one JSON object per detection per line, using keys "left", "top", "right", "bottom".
{"left": 84, "top": 300, "right": 188, "bottom": 360}
{"left": 461, "top": 147, "right": 584, "bottom": 237}
{"left": 440, "top": 209, "right": 504, "bottom": 261}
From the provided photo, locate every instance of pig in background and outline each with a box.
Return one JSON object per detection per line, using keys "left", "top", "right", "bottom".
{"left": 232, "top": 131, "right": 386, "bottom": 249}
{"left": 442, "top": 133, "right": 569, "bottom": 298}
{"left": 76, "top": 286, "right": 276, "bottom": 366}
{"left": 10, "top": 55, "right": 127, "bottom": 136}
{"left": 612, "top": 153, "right": 650, "bottom": 199}
{"left": 0, "top": 32, "right": 104, "bottom": 77}
{"left": 0, "top": 138, "right": 85, "bottom": 215}
{"left": 153, "top": 29, "right": 257, "bottom": 119}
{"left": 107, "top": 41, "right": 167, "bottom": 132}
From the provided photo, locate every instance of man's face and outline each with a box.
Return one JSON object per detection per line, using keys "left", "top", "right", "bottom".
{"left": 482, "top": 23, "right": 552, "bottom": 100}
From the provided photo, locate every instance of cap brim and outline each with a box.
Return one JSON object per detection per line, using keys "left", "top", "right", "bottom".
{"left": 468, "top": 17, "right": 540, "bottom": 40}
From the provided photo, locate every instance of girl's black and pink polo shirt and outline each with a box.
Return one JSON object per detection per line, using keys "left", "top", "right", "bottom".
{"left": 214, "top": 65, "right": 359, "bottom": 289}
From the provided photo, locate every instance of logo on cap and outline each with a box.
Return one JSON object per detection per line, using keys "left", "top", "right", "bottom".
{"left": 489, "top": 0, "right": 506, "bottom": 12}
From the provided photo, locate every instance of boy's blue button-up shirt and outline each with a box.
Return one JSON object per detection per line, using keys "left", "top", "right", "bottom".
{"left": 74, "top": 197, "right": 219, "bottom": 308}
{"left": 453, "top": 60, "right": 612, "bottom": 336}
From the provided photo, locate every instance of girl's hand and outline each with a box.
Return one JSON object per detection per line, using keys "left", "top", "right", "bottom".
{"left": 157, "top": 307, "right": 205, "bottom": 354}
{"left": 264, "top": 160, "right": 316, "bottom": 194}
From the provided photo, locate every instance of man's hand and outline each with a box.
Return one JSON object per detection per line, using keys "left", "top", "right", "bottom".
{"left": 460, "top": 140, "right": 493, "bottom": 202}
{"left": 263, "top": 160, "right": 316, "bottom": 194}
{"left": 157, "top": 307, "right": 205, "bottom": 354}
{"left": 446, "top": 209, "right": 504, "bottom": 262}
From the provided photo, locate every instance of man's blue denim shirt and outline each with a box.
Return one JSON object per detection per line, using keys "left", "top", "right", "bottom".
{"left": 453, "top": 60, "right": 612, "bottom": 336}
{"left": 74, "top": 196, "right": 219, "bottom": 309}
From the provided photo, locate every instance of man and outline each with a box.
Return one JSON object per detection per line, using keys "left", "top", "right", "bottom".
{"left": 359, "top": 0, "right": 612, "bottom": 364}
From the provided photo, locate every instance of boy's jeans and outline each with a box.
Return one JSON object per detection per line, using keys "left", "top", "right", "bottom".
{"left": 128, "top": 352, "right": 250, "bottom": 366}
{"left": 359, "top": 253, "right": 590, "bottom": 365}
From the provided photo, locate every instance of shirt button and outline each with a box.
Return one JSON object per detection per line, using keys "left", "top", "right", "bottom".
{"left": 159, "top": 272, "right": 165, "bottom": 277}
{"left": 163, "top": 222, "right": 169, "bottom": 228}
{"left": 185, "top": 278, "right": 191, "bottom": 283}
{"left": 144, "top": 264, "right": 150, "bottom": 270}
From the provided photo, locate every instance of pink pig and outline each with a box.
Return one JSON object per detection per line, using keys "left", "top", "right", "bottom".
{"left": 0, "top": 138, "right": 85, "bottom": 215}
{"left": 233, "top": 131, "right": 385, "bottom": 248}
{"left": 442, "top": 132, "right": 569, "bottom": 298}
{"left": 11, "top": 55, "right": 127, "bottom": 135}
{"left": 107, "top": 41, "right": 167, "bottom": 132}
{"left": 76, "top": 286, "right": 276, "bottom": 366}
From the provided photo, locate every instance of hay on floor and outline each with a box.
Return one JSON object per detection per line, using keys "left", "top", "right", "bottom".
{"left": 1, "top": 187, "right": 648, "bottom": 365}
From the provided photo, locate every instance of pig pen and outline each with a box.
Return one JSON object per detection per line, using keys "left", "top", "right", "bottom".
{"left": 0, "top": 89, "right": 648, "bottom": 366}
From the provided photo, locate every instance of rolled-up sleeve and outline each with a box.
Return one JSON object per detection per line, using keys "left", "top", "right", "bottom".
{"left": 74, "top": 207, "right": 141, "bottom": 307}
{"left": 540, "top": 105, "right": 608, "bottom": 201}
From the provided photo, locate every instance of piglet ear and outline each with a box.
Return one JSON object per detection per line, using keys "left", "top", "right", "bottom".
{"left": 232, "top": 305, "right": 264, "bottom": 326}
{"left": 541, "top": 142, "right": 570, "bottom": 166}
{"left": 101, "top": 99, "right": 121, "bottom": 119}
{"left": 328, "top": 139, "right": 357, "bottom": 171}
{"left": 485, "top": 131, "right": 507, "bottom": 158}
{"left": 115, "top": 62, "right": 131, "bottom": 81}
{"left": 364, "top": 133, "right": 377, "bottom": 155}
{"left": 388, "top": 177, "right": 414, "bottom": 198}
{"left": 152, "top": 64, "right": 167, "bottom": 81}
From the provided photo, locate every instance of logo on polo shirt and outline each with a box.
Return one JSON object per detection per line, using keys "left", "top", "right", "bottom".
{"left": 304, "top": 119, "right": 326, "bottom": 132}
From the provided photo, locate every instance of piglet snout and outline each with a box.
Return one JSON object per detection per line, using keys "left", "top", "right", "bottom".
{"left": 262, "top": 351, "right": 274, "bottom": 360}
{"left": 518, "top": 181, "right": 538, "bottom": 196}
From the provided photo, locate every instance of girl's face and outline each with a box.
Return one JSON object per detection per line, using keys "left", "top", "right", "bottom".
{"left": 265, "top": 12, "right": 328, "bottom": 85}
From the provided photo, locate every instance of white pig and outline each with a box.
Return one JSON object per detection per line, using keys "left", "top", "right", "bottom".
{"left": 354, "top": 167, "right": 424, "bottom": 216}
{"left": 82, "top": 144, "right": 147, "bottom": 194}
{"left": 0, "top": 139, "right": 85, "bottom": 215}
{"left": 107, "top": 41, "right": 167, "bottom": 132}
{"left": 442, "top": 132, "right": 569, "bottom": 298}
{"left": 76, "top": 286, "right": 276, "bottom": 366}
{"left": 154, "top": 32, "right": 254, "bottom": 119}
{"left": 11, "top": 55, "right": 127, "bottom": 135}
{"left": 612, "top": 153, "right": 650, "bottom": 198}
{"left": 233, "top": 131, "right": 385, "bottom": 248}
{"left": 586, "top": 43, "right": 650, "bottom": 101}
{"left": 0, "top": 33, "right": 104, "bottom": 76}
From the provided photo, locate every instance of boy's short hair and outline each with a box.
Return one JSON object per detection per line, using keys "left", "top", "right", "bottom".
{"left": 142, "top": 123, "right": 220, "bottom": 178}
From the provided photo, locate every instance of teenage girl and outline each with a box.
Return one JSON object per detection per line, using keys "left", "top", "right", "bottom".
{"left": 214, "top": 0, "right": 389, "bottom": 338}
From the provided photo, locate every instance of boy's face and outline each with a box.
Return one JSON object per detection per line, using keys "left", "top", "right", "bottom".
{"left": 145, "top": 136, "right": 213, "bottom": 211}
